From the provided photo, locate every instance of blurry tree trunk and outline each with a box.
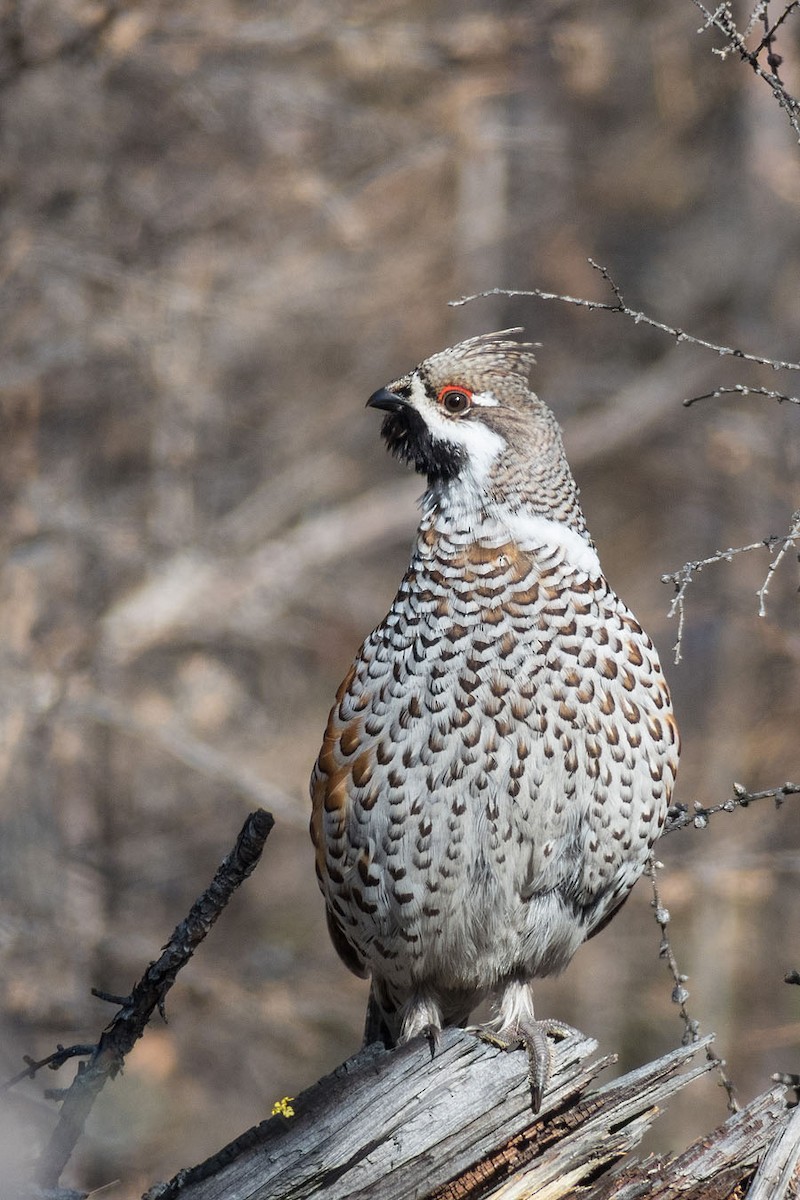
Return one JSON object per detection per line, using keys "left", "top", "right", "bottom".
{"left": 453, "top": 85, "right": 509, "bottom": 333}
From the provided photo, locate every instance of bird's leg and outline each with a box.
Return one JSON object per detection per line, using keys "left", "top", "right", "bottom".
{"left": 477, "top": 979, "right": 580, "bottom": 1112}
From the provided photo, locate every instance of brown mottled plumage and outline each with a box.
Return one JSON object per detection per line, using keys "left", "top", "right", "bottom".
{"left": 310, "top": 331, "right": 679, "bottom": 1108}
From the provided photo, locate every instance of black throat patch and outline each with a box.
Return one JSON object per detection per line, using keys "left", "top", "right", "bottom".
{"left": 379, "top": 407, "right": 466, "bottom": 482}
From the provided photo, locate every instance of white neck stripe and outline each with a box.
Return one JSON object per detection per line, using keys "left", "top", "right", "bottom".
{"left": 420, "top": 503, "right": 601, "bottom": 577}
{"left": 502, "top": 511, "right": 601, "bottom": 575}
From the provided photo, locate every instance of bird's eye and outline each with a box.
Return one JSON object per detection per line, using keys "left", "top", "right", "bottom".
{"left": 437, "top": 386, "right": 472, "bottom": 415}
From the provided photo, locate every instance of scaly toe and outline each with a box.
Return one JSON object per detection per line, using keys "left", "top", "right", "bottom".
{"left": 477, "top": 1026, "right": 519, "bottom": 1051}
{"left": 536, "top": 1017, "right": 582, "bottom": 1042}
{"left": 476, "top": 1017, "right": 575, "bottom": 1112}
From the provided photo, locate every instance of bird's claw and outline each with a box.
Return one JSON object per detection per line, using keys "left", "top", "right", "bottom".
{"left": 477, "top": 1017, "right": 579, "bottom": 1112}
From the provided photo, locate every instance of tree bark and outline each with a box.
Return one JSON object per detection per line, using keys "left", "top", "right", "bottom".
{"left": 143, "top": 1028, "right": 796, "bottom": 1200}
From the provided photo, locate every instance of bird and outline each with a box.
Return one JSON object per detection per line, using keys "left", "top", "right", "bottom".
{"left": 310, "top": 329, "right": 679, "bottom": 1109}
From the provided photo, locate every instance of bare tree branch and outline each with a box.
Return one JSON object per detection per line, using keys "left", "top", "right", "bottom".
{"left": 451, "top": 260, "right": 800, "bottom": 372}
{"left": 685, "top": 383, "right": 800, "bottom": 407}
{"left": 1, "top": 1047, "right": 96, "bottom": 1095}
{"left": 758, "top": 509, "right": 800, "bottom": 616}
{"left": 647, "top": 858, "right": 739, "bottom": 1113}
{"left": 652, "top": 772, "right": 796, "bottom": 1108}
{"left": 661, "top": 517, "right": 800, "bottom": 663}
{"left": 650, "top": 778, "right": 800, "bottom": 1117}
{"left": 664, "top": 780, "right": 800, "bottom": 834}
{"left": 755, "top": 0, "right": 800, "bottom": 59}
{"left": 10, "top": 809, "right": 274, "bottom": 1191}
{"left": 691, "top": 1, "right": 800, "bottom": 141}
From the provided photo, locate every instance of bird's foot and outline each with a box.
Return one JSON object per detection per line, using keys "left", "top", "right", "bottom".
{"left": 478, "top": 1017, "right": 580, "bottom": 1112}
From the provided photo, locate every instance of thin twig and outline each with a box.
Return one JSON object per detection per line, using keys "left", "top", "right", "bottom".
{"left": 757, "top": 509, "right": 800, "bottom": 616}
{"left": 755, "top": 0, "right": 800, "bottom": 61}
{"left": 451, "top": 260, "right": 800, "bottom": 372}
{"left": 655, "top": 774, "right": 800, "bottom": 1115}
{"left": 685, "top": 383, "right": 800, "bottom": 407}
{"left": 1, "top": 1046, "right": 97, "bottom": 1093}
{"left": 663, "top": 781, "right": 800, "bottom": 834}
{"left": 26, "top": 808, "right": 274, "bottom": 1190}
{"left": 661, "top": 523, "right": 800, "bottom": 663}
{"left": 691, "top": 0, "right": 800, "bottom": 141}
{"left": 647, "top": 857, "right": 740, "bottom": 1114}
{"left": 759, "top": 1, "right": 786, "bottom": 77}
{"left": 745, "top": 1, "right": 771, "bottom": 41}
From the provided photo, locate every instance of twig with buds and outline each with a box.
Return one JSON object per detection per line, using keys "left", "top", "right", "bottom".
{"left": 663, "top": 780, "right": 800, "bottom": 834}
{"left": 691, "top": 1, "right": 800, "bottom": 141}
{"left": 685, "top": 383, "right": 800, "bottom": 408}
{"left": 653, "top": 780, "right": 800, "bottom": 1112}
{"left": 661, "top": 516, "right": 800, "bottom": 664}
{"left": 452, "top": 260, "right": 800, "bottom": 374}
{"left": 647, "top": 857, "right": 740, "bottom": 1114}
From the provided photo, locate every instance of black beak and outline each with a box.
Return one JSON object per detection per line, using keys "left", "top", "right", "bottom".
{"left": 366, "top": 387, "right": 408, "bottom": 413}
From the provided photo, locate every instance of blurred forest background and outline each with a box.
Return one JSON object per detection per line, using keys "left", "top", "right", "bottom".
{"left": 0, "top": 1, "right": 799, "bottom": 1195}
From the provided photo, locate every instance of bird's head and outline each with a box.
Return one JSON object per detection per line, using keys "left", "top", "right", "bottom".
{"left": 367, "top": 330, "right": 585, "bottom": 530}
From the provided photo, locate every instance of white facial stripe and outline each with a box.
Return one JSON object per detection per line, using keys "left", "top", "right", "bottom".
{"left": 504, "top": 511, "right": 601, "bottom": 575}
{"left": 423, "top": 406, "right": 504, "bottom": 483}
{"left": 409, "top": 375, "right": 506, "bottom": 486}
{"left": 453, "top": 422, "right": 505, "bottom": 485}
{"left": 471, "top": 391, "right": 499, "bottom": 407}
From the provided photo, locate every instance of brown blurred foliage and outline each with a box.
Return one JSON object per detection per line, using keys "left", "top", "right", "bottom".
{"left": 0, "top": 2, "right": 799, "bottom": 1195}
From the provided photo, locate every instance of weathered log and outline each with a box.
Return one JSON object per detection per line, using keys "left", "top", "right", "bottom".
{"left": 746, "top": 1102, "right": 800, "bottom": 1200}
{"left": 143, "top": 1026, "right": 796, "bottom": 1200}
{"left": 583, "top": 1085, "right": 790, "bottom": 1200}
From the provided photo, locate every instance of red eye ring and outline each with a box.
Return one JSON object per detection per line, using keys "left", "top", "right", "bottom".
{"left": 437, "top": 386, "right": 472, "bottom": 415}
